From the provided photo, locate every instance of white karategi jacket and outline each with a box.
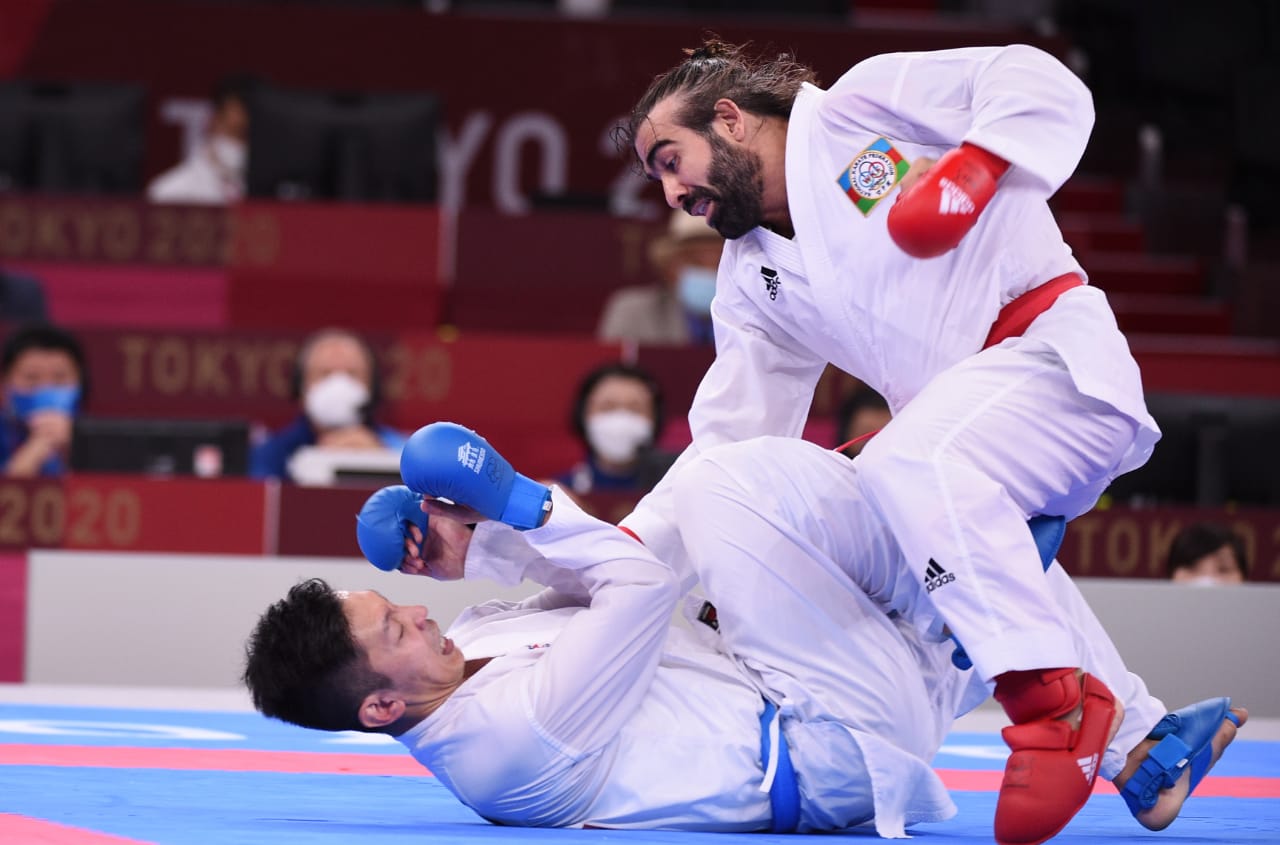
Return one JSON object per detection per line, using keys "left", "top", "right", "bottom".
{"left": 396, "top": 487, "right": 985, "bottom": 837}
{"left": 622, "top": 45, "right": 1162, "bottom": 679}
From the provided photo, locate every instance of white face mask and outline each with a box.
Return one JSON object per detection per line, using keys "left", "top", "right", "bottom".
{"left": 304, "top": 372, "right": 370, "bottom": 430}
{"left": 586, "top": 410, "right": 653, "bottom": 464}
{"left": 209, "top": 135, "right": 247, "bottom": 175}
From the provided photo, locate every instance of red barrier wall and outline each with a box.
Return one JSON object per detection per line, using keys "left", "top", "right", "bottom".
{"left": 0, "top": 477, "right": 268, "bottom": 555}
{"left": 0, "top": 472, "right": 1275, "bottom": 582}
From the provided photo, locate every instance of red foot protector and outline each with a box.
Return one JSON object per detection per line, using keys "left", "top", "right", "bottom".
{"left": 993, "top": 670, "right": 1118, "bottom": 845}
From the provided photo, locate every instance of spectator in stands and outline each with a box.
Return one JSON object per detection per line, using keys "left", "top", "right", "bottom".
{"left": 0, "top": 267, "right": 49, "bottom": 323}
{"left": 1167, "top": 522, "right": 1248, "bottom": 585}
{"left": 250, "top": 328, "right": 406, "bottom": 481}
{"left": 597, "top": 209, "right": 724, "bottom": 345}
{"left": 1, "top": 323, "right": 87, "bottom": 477}
{"left": 835, "top": 384, "right": 892, "bottom": 458}
{"left": 148, "top": 75, "right": 255, "bottom": 205}
{"left": 554, "top": 362, "right": 676, "bottom": 497}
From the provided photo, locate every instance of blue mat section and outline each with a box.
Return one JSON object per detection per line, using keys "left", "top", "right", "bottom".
{"left": 2, "top": 703, "right": 1277, "bottom": 844}
{"left": 2, "top": 768, "right": 1277, "bottom": 844}
{"left": 0, "top": 703, "right": 401, "bottom": 753}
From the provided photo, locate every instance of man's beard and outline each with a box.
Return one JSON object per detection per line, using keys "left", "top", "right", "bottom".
{"left": 686, "top": 133, "right": 766, "bottom": 240}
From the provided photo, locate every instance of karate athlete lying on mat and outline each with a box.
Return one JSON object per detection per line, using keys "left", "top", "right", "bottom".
{"left": 243, "top": 423, "right": 1244, "bottom": 841}
{"left": 617, "top": 40, "right": 1170, "bottom": 845}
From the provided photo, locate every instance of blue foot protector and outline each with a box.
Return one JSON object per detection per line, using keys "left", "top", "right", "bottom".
{"left": 1120, "top": 696, "right": 1241, "bottom": 817}
{"left": 950, "top": 515, "right": 1066, "bottom": 671}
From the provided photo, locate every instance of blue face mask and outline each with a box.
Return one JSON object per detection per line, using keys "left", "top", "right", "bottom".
{"left": 8, "top": 385, "right": 81, "bottom": 420}
{"left": 676, "top": 266, "right": 717, "bottom": 317}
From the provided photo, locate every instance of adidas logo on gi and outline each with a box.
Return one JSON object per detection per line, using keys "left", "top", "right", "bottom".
{"left": 1077, "top": 753, "right": 1098, "bottom": 782}
{"left": 924, "top": 558, "right": 955, "bottom": 592}
{"left": 937, "top": 177, "right": 976, "bottom": 215}
{"left": 761, "top": 266, "right": 781, "bottom": 300}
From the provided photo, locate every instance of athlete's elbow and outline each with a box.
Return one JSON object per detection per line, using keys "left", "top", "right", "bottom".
{"left": 1002, "top": 43, "right": 1094, "bottom": 127}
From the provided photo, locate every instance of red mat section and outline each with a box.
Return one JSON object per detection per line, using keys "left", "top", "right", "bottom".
{"left": 0, "top": 814, "right": 153, "bottom": 845}
{"left": 0, "top": 745, "right": 426, "bottom": 776}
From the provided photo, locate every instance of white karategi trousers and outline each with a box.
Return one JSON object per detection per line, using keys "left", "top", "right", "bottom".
{"left": 670, "top": 437, "right": 1167, "bottom": 801}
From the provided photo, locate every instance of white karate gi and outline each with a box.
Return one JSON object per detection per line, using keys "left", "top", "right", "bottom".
{"left": 622, "top": 44, "right": 1161, "bottom": 682}
{"left": 396, "top": 440, "right": 1165, "bottom": 837}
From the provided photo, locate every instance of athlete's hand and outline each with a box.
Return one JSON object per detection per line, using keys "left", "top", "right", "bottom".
{"left": 421, "top": 497, "right": 486, "bottom": 526}
{"left": 398, "top": 511, "right": 471, "bottom": 581}
{"left": 400, "top": 422, "right": 552, "bottom": 530}
{"left": 896, "top": 156, "right": 935, "bottom": 196}
{"left": 887, "top": 143, "right": 1008, "bottom": 258}
{"left": 356, "top": 485, "right": 477, "bottom": 579}
{"left": 356, "top": 485, "right": 429, "bottom": 572}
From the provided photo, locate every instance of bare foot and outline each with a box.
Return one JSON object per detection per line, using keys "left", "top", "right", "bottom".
{"left": 1114, "top": 706, "right": 1248, "bottom": 830}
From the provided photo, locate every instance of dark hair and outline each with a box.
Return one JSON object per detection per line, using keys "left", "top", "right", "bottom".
{"left": 571, "top": 362, "right": 666, "bottom": 448}
{"left": 1166, "top": 523, "right": 1249, "bottom": 579}
{"left": 835, "top": 385, "right": 890, "bottom": 445}
{"left": 213, "top": 74, "right": 259, "bottom": 110}
{"left": 243, "top": 578, "right": 391, "bottom": 732}
{"left": 290, "top": 328, "right": 383, "bottom": 423}
{"left": 1, "top": 322, "right": 89, "bottom": 397}
{"left": 618, "top": 38, "right": 818, "bottom": 154}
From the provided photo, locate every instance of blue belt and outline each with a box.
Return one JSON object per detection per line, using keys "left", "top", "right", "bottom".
{"left": 758, "top": 699, "right": 800, "bottom": 833}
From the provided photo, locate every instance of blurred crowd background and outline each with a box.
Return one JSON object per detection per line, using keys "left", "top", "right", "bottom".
{"left": 1, "top": 0, "right": 1277, "bottom": 581}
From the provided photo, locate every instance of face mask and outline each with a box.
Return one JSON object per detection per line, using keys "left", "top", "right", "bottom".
{"left": 209, "top": 135, "right": 248, "bottom": 174}
{"left": 586, "top": 410, "right": 653, "bottom": 464}
{"left": 1184, "top": 575, "right": 1227, "bottom": 588}
{"left": 304, "top": 372, "right": 370, "bottom": 430}
{"left": 676, "top": 266, "right": 717, "bottom": 317}
{"left": 8, "top": 385, "right": 80, "bottom": 420}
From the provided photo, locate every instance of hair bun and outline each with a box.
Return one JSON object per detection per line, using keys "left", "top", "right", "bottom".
{"left": 685, "top": 38, "right": 737, "bottom": 63}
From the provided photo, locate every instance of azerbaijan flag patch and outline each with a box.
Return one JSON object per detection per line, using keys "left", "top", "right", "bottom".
{"left": 837, "top": 137, "right": 910, "bottom": 216}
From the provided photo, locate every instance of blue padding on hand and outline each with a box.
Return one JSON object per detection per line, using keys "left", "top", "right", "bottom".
{"left": 356, "top": 485, "right": 428, "bottom": 572}
{"left": 1028, "top": 514, "right": 1067, "bottom": 570}
{"left": 401, "top": 421, "right": 550, "bottom": 530}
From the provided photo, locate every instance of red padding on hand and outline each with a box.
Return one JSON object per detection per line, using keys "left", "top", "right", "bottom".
{"left": 887, "top": 143, "right": 1008, "bottom": 259}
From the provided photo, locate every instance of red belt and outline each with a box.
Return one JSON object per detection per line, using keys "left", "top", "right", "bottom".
{"left": 982, "top": 272, "right": 1084, "bottom": 349}
{"left": 835, "top": 272, "right": 1085, "bottom": 454}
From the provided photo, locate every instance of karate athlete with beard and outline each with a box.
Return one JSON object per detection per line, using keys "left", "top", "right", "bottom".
{"left": 618, "top": 41, "right": 1177, "bottom": 845}
{"left": 244, "top": 424, "right": 1243, "bottom": 840}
